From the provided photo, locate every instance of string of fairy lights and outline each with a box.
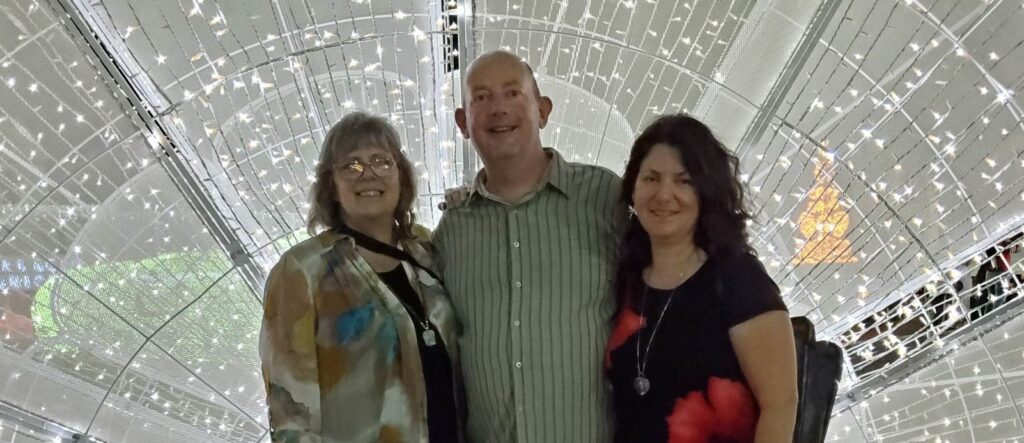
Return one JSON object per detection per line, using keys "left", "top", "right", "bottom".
{"left": 1, "top": 0, "right": 1023, "bottom": 441}
{"left": 753, "top": 0, "right": 1024, "bottom": 370}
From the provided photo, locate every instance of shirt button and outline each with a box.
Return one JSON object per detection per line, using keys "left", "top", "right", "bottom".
{"left": 513, "top": 320, "right": 521, "bottom": 327}
{"left": 513, "top": 241, "right": 520, "bottom": 248}
{"left": 515, "top": 361, "right": 523, "bottom": 368}
{"left": 515, "top": 281, "right": 522, "bottom": 288}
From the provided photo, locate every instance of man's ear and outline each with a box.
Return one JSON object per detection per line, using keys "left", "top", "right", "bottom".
{"left": 537, "top": 96, "right": 553, "bottom": 129}
{"left": 455, "top": 107, "right": 470, "bottom": 139}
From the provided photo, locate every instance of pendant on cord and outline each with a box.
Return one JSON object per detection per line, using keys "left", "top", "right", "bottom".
{"left": 634, "top": 376, "right": 650, "bottom": 396}
{"left": 422, "top": 329, "right": 437, "bottom": 347}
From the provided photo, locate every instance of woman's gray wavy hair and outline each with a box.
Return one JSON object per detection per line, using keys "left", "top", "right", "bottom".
{"left": 306, "top": 111, "right": 417, "bottom": 239}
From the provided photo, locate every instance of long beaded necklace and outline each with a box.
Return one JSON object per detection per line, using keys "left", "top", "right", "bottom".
{"left": 633, "top": 249, "right": 704, "bottom": 396}
{"left": 633, "top": 284, "right": 678, "bottom": 396}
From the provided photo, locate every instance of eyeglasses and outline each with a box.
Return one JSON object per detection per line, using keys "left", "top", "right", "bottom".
{"left": 335, "top": 156, "right": 397, "bottom": 180}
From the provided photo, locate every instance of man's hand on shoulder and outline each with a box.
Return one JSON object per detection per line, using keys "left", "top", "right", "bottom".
{"left": 437, "top": 185, "right": 470, "bottom": 210}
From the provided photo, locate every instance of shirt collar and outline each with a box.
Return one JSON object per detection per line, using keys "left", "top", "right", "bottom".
{"left": 317, "top": 228, "right": 347, "bottom": 248}
{"left": 467, "top": 148, "right": 572, "bottom": 205}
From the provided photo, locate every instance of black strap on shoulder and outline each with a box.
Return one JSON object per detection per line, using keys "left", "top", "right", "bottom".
{"left": 334, "top": 224, "right": 442, "bottom": 282}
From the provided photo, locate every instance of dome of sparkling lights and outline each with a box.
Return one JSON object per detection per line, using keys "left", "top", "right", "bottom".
{"left": 1, "top": 0, "right": 1024, "bottom": 441}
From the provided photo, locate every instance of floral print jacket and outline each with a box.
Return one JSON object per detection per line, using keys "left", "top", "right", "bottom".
{"left": 259, "top": 229, "right": 461, "bottom": 442}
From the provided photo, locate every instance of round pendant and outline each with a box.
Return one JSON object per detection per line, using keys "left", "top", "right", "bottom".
{"left": 633, "top": 376, "right": 651, "bottom": 396}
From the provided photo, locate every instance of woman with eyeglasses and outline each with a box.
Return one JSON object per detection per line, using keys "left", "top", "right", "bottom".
{"left": 260, "top": 112, "right": 462, "bottom": 442}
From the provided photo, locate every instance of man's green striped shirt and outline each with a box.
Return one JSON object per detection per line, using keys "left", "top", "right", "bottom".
{"left": 434, "top": 149, "right": 624, "bottom": 443}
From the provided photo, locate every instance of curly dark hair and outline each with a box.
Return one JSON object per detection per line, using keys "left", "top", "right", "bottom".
{"left": 614, "top": 114, "right": 753, "bottom": 309}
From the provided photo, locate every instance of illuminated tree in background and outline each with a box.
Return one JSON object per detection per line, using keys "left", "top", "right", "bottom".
{"left": 795, "top": 153, "right": 857, "bottom": 264}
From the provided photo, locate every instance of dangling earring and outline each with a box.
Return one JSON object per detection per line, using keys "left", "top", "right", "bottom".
{"left": 628, "top": 206, "right": 636, "bottom": 219}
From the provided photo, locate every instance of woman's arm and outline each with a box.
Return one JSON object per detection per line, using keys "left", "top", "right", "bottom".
{"left": 730, "top": 310, "right": 798, "bottom": 443}
{"left": 260, "top": 256, "right": 323, "bottom": 443}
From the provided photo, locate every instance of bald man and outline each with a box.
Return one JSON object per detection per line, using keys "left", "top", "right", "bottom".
{"left": 433, "top": 51, "right": 623, "bottom": 442}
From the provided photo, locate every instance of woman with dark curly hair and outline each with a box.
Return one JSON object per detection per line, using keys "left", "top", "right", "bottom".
{"left": 605, "top": 114, "right": 797, "bottom": 443}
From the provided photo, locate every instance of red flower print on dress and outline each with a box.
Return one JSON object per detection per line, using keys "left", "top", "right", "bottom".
{"left": 605, "top": 307, "right": 644, "bottom": 368}
{"left": 666, "top": 377, "right": 758, "bottom": 443}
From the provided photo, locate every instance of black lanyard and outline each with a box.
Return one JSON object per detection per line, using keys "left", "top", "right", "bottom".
{"left": 334, "top": 224, "right": 442, "bottom": 282}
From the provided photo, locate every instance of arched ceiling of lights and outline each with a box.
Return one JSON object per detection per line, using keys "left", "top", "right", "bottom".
{"left": 1, "top": 0, "right": 1023, "bottom": 441}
